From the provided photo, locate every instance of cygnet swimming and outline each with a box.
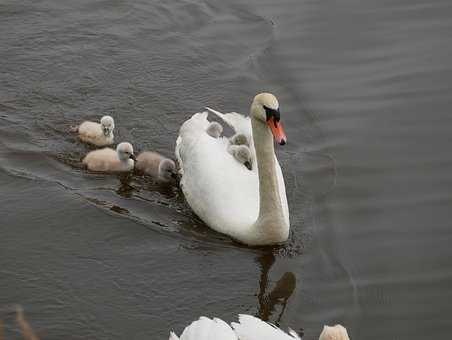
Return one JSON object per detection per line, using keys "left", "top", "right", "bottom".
{"left": 228, "top": 144, "right": 252, "bottom": 170}
{"left": 136, "top": 151, "right": 178, "bottom": 182}
{"left": 74, "top": 115, "right": 115, "bottom": 146}
{"left": 83, "top": 142, "right": 135, "bottom": 172}
{"left": 206, "top": 121, "right": 223, "bottom": 138}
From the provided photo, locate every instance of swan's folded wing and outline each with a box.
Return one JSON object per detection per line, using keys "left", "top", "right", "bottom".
{"left": 205, "top": 107, "right": 251, "bottom": 138}
{"left": 175, "top": 111, "right": 211, "bottom": 175}
{"left": 171, "top": 317, "right": 237, "bottom": 340}
{"left": 231, "top": 315, "right": 301, "bottom": 340}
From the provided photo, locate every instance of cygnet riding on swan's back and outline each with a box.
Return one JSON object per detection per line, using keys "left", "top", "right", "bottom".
{"left": 136, "top": 151, "right": 178, "bottom": 183}
{"left": 230, "top": 133, "right": 249, "bottom": 146}
{"left": 169, "top": 314, "right": 350, "bottom": 340}
{"left": 207, "top": 121, "right": 252, "bottom": 169}
{"left": 75, "top": 115, "right": 115, "bottom": 146}
{"left": 206, "top": 121, "right": 223, "bottom": 138}
{"left": 176, "top": 93, "right": 290, "bottom": 246}
{"left": 83, "top": 142, "right": 136, "bottom": 172}
{"left": 228, "top": 144, "right": 252, "bottom": 170}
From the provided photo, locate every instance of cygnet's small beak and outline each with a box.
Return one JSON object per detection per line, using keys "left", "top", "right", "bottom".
{"left": 244, "top": 161, "right": 252, "bottom": 171}
{"left": 129, "top": 154, "right": 137, "bottom": 161}
{"left": 103, "top": 128, "right": 110, "bottom": 136}
{"left": 267, "top": 117, "right": 287, "bottom": 145}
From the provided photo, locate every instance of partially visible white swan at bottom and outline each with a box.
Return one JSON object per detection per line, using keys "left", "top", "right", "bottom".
{"left": 169, "top": 314, "right": 350, "bottom": 340}
{"left": 175, "top": 93, "right": 290, "bottom": 246}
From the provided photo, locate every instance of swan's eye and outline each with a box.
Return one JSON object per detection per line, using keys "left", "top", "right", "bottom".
{"left": 263, "top": 105, "right": 280, "bottom": 123}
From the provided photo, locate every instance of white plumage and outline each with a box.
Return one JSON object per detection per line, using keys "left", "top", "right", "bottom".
{"left": 170, "top": 317, "right": 237, "bottom": 340}
{"left": 175, "top": 93, "right": 290, "bottom": 245}
{"left": 169, "top": 314, "right": 349, "bottom": 340}
{"left": 231, "top": 314, "right": 301, "bottom": 340}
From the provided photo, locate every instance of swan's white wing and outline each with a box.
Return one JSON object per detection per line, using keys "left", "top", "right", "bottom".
{"left": 205, "top": 107, "right": 251, "bottom": 139}
{"left": 231, "top": 315, "right": 301, "bottom": 340}
{"left": 176, "top": 112, "right": 259, "bottom": 241}
{"left": 170, "top": 317, "right": 238, "bottom": 340}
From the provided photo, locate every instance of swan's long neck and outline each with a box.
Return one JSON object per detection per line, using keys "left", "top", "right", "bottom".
{"left": 251, "top": 117, "right": 288, "bottom": 244}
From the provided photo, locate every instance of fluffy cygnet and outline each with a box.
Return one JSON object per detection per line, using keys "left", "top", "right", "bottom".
{"left": 75, "top": 115, "right": 115, "bottom": 146}
{"left": 206, "top": 121, "right": 223, "bottom": 138}
{"left": 230, "top": 133, "right": 249, "bottom": 146}
{"left": 136, "top": 151, "right": 178, "bottom": 182}
{"left": 228, "top": 144, "right": 252, "bottom": 170}
{"left": 83, "top": 142, "right": 135, "bottom": 172}
{"left": 319, "top": 325, "right": 350, "bottom": 340}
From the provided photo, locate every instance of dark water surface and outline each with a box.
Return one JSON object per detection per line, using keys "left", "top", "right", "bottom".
{"left": 1, "top": 0, "right": 452, "bottom": 339}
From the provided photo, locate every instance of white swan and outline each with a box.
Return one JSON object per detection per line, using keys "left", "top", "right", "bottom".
{"left": 175, "top": 93, "right": 290, "bottom": 246}
{"left": 169, "top": 314, "right": 350, "bottom": 340}
{"left": 75, "top": 115, "right": 115, "bottom": 146}
{"left": 136, "top": 151, "right": 178, "bottom": 182}
{"left": 83, "top": 142, "right": 135, "bottom": 172}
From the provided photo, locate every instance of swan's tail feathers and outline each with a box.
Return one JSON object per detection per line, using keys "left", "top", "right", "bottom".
{"left": 70, "top": 125, "right": 79, "bottom": 133}
{"left": 205, "top": 107, "right": 236, "bottom": 130}
{"left": 176, "top": 317, "right": 237, "bottom": 340}
{"left": 179, "top": 111, "right": 209, "bottom": 134}
{"left": 168, "top": 332, "right": 180, "bottom": 340}
{"left": 205, "top": 107, "right": 226, "bottom": 120}
{"left": 231, "top": 314, "right": 301, "bottom": 340}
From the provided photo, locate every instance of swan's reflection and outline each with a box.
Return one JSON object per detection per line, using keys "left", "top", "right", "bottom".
{"left": 256, "top": 251, "right": 296, "bottom": 324}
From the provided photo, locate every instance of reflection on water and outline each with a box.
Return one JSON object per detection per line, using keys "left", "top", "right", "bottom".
{"left": 255, "top": 251, "right": 296, "bottom": 326}
{"left": 116, "top": 173, "right": 136, "bottom": 198}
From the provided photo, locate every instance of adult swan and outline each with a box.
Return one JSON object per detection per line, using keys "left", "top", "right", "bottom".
{"left": 175, "top": 93, "right": 290, "bottom": 246}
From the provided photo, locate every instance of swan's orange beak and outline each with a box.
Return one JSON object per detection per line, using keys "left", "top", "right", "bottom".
{"left": 267, "top": 118, "right": 287, "bottom": 145}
